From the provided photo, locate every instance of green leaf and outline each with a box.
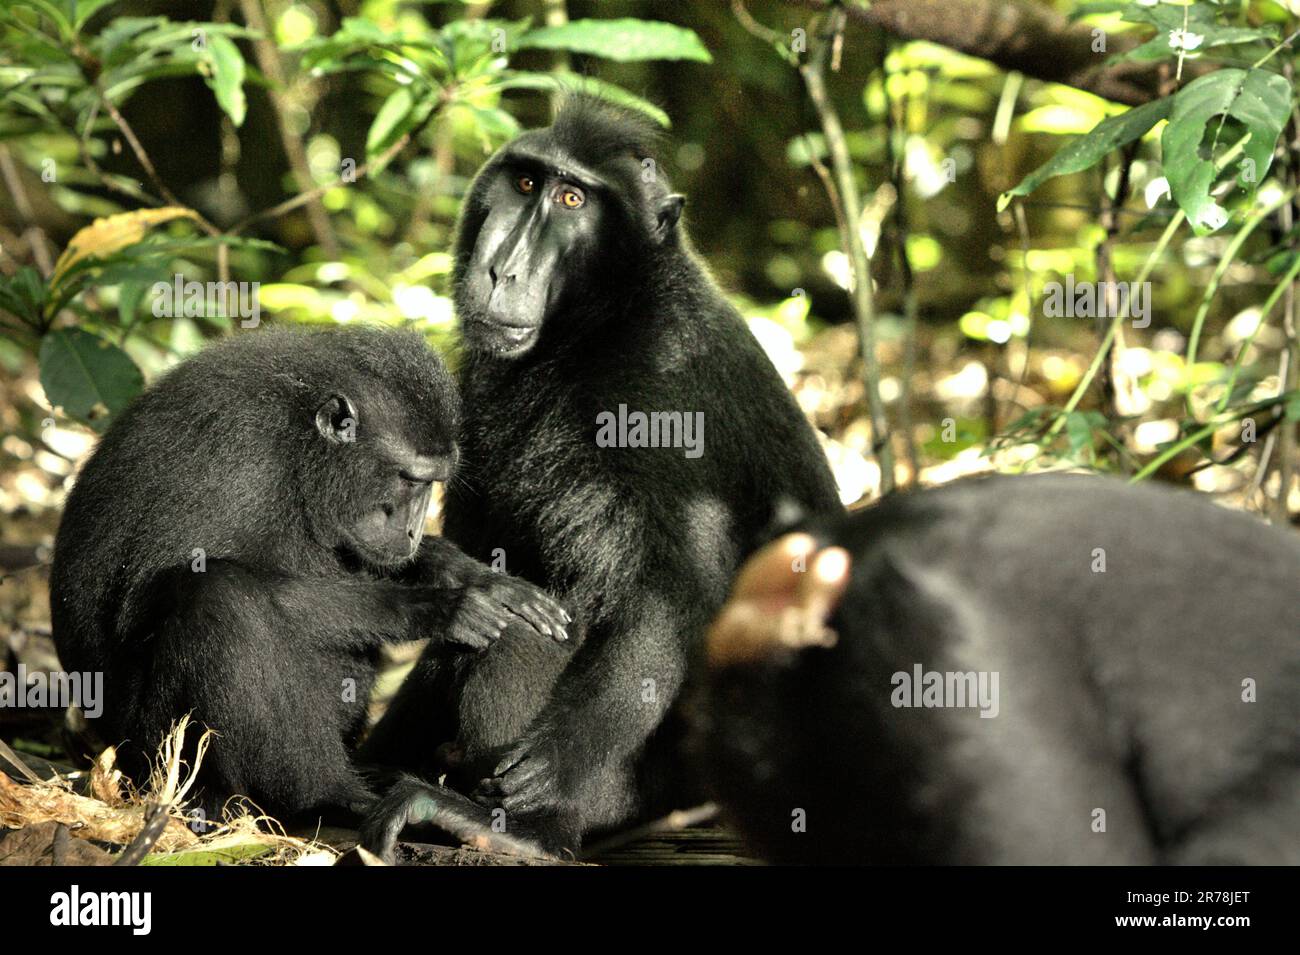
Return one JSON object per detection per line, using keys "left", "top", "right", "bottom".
{"left": 1064, "top": 411, "right": 1102, "bottom": 460}
{"left": 1161, "top": 69, "right": 1292, "bottom": 234}
{"left": 1067, "top": 1, "right": 1129, "bottom": 20}
{"left": 96, "top": 16, "right": 167, "bottom": 66}
{"left": 39, "top": 328, "right": 143, "bottom": 430}
{"left": 365, "top": 85, "right": 436, "bottom": 162}
{"left": 438, "top": 16, "right": 532, "bottom": 70}
{"left": 457, "top": 104, "right": 521, "bottom": 142}
{"left": 518, "top": 19, "right": 711, "bottom": 63}
{"left": 1114, "top": 23, "right": 1276, "bottom": 64}
{"left": 1121, "top": 0, "right": 1277, "bottom": 46}
{"left": 204, "top": 33, "right": 247, "bottom": 126}
{"left": 50, "top": 207, "right": 199, "bottom": 294}
{"left": 334, "top": 16, "right": 393, "bottom": 45}
{"left": 117, "top": 279, "right": 150, "bottom": 326}
{"left": 367, "top": 86, "right": 413, "bottom": 155}
{"left": 0, "top": 267, "right": 47, "bottom": 327}
{"left": 135, "top": 21, "right": 257, "bottom": 51}
{"left": 16, "top": 1, "right": 73, "bottom": 40}
{"left": 72, "top": 0, "right": 117, "bottom": 30}
{"left": 140, "top": 843, "right": 274, "bottom": 866}
{"left": 999, "top": 98, "right": 1172, "bottom": 209}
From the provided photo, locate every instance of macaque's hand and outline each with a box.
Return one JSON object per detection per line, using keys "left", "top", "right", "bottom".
{"left": 706, "top": 533, "right": 850, "bottom": 668}
{"left": 477, "top": 573, "right": 570, "bottom": 642}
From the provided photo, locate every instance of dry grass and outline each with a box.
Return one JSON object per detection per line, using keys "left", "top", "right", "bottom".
{"left": 0, "top": 715, "right": 337, "bottom": 865}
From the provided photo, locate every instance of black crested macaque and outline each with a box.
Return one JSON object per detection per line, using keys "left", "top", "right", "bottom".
{"left": 51, "top": 326, "right": 568, "bottom": 823}
{"left": 697, "top": 474, "right": 1300, "bottom": 864}
{"left": 359, "top": 96, "right": 843, "bottom": 857}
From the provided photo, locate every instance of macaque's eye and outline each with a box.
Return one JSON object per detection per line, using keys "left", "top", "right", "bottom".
{"left": 515, "top": 175, "right": 535, "bottom": 195}
{"left": 559, "top": 187, "right": 585, "bottom": 209}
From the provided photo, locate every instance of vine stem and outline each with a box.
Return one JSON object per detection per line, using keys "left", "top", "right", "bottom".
{"left": 1130, "top": 393, "right": 1297, "bottom": 483}
{"left": 1250, "top": 26, "right": 1300, "bottom": 70}
{"left": 1215, "top": 252, "right": 1300, "bottom": 415}
{"left": 1183, "top": 187, "right": 1296, "bottom": 416}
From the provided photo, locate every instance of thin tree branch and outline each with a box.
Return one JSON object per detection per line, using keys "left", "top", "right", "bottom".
{"left": 882, "top": 42, "right": 919, "bottom": 485}
{"left": 1267, "top": 95, "right": 1299, "bottom": 524}
{"left": 785, "top": 0, "right": 1194, "bottom": 106}
{"left": 799, "top": 8, "right": 896, "bottom": 493}
{"left": 230, "top": 120, "right": 425, "bottom": 236}
{"left": 237, "top": 0, "right": 339, "bottom": 258}
{"left": 0, "top": 144, "right": 55, "bottom": 276}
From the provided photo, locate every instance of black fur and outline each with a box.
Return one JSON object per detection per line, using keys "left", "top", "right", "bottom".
{"left": 360, "top": 96, "right": 843, "bottom": 855}
{"left": 51, "top": 326, "right": 567, "bottom": 822}
{"left": 697, "top": 475, "right": 1300, "bottom": 864}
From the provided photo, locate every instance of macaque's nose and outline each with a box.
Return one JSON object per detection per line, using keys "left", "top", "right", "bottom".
{"left": 400, "top": 454, "right": 445, "bottom": 484}
{"left": 488, "top": 264, "right": 517, "bottom": 288}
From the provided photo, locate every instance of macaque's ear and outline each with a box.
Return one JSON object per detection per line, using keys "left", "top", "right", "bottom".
{"left": 653, "top": 195, "right": 686, "bottom": 243}
{"left": 315, "top": 394, "right": 358, "bottom": 444}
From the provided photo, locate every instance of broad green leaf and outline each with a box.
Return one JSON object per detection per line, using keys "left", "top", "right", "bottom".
{"left": 1116, "top": 25, "right": 1276, "bottom": 63}
{"left": 1161, "top": 69, "right": 1293, "bottom": 234}
{"left": 999, "top": 97, "right": 1172, "bottom": 209}
{"left": 518, "top": 19, "right": 711, "bottom": 63}
{"left": 1120, "top": 0, "right": 1277, "bottom": 48}
{"left": 1123, "top": 2, "right": 1226, "bottom": 31}
{"left": 204, "top": 34, "right": 247, "bottom": 126}
{"left": 39, "top": 328, "right": 143, "bottom": 429}
{"left": 1111, "top": 0, "right": 1276, "bottom": 64}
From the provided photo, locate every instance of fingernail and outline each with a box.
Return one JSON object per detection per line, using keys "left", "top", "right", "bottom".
{"left": 814, "top": 547, "right": 850, "bottom": 583}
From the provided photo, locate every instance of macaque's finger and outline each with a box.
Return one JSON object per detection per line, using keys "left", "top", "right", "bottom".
{"left": 727, "top": 533, "right": 818, "bottom": 605}
{"left": 708, "top": 535, "right": 851, "bottom": 667}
